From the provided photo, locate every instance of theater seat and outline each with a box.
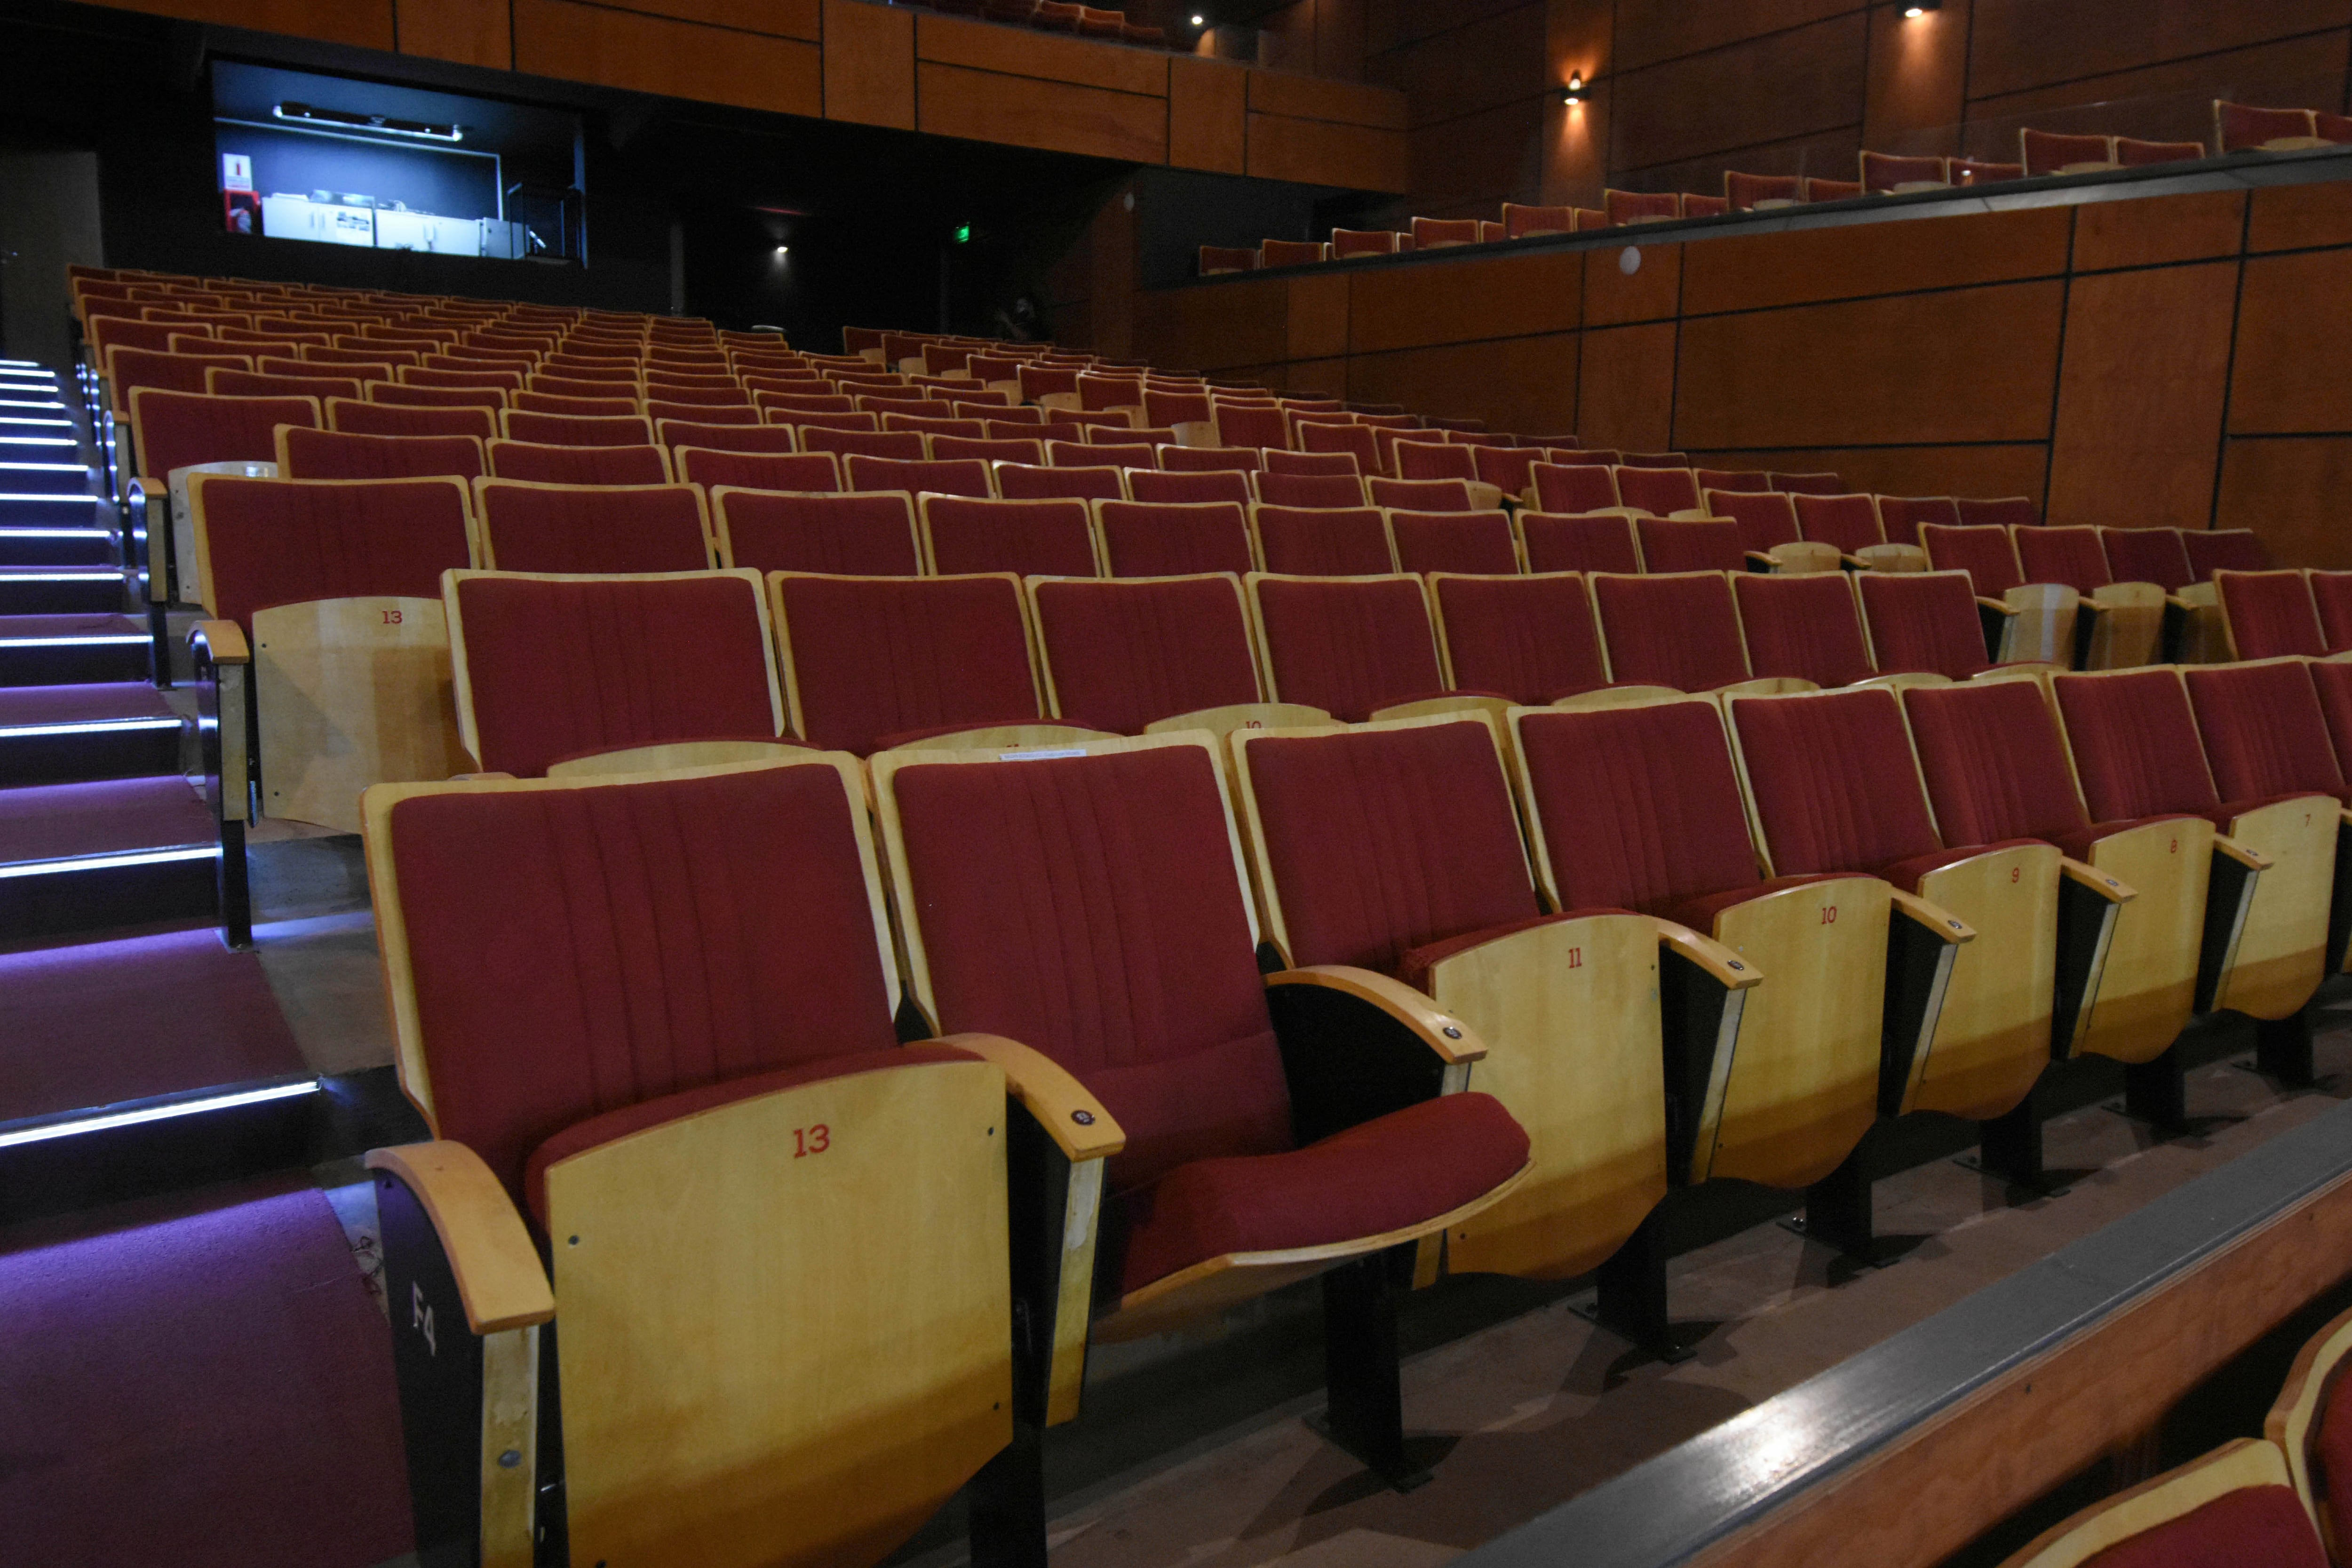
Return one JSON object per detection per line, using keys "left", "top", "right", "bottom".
{"left": 1593, "top": 571, "right": 1808, "bottom": 694}
{"left": 1427, "top": 571, "right": 1611, "bottom": 704}
{"left": 2266, "top": 1305, "right": 2352, "bottom": 1559}
{"left": 1386, "top": 509, "right": 1518, "bottom": 574}
{"left": 1859, "top": 570, "right": 2061, "bottom": 681}
{"left": 128, "top": 388, "right": 322, "bottom": 604}
{"left": 2216, "top": 569, "right": 2328, "bottom": 660}
{"left": 1030, "top": 573, "right": 1324, "bottom": 737}
{"left": 276, "top": 427, "right": 485, "bottom": 482}
{"left": 1251, "top": 504, "right": 1398, "bottom": 576}
{"left": 1637, "top": 517, "right": 1748, "bottom": 574}
{"left": 1795, "top": 492, "right": 1921, "bottom": 571}
{"left": 1726, "top": 172, "right": 1801, "bottom": 210}
{"left": 711, "top": 489, "right": 920, "bottom": 575}
{"left": 486, "top": 439, "right": 672, "bottom": 486}
{"left": 1248, "top": 572, "right": 1504, "bottom": 722}
{"left": 2020, "top": 128, "right": 2115, "bottom": 176}
{"left": 2011, "top": 525, "right": 2169, "bottom": 667}
{"left": 359, "top": 757, "right": 1019, "bottom": 1568}
{"left": 2185, "top": 528, "right": 2268, "bottom": 580}
{"left": 328, "top": 398, "right": 499, "bottom": 441}
{"left": 1091, "top": 499, "right": 1255, "bottom": 577}
{"left": 2311, "top": 572, "right": 2352, "bottom": 653}
{"left": 676, "top": 448, "right": 842, "bottom": 493}
{"left": 1528, "top": 462, "right": 1621, "bottom": 513}
{"left": 1734, "top": 572, "right": 1876, "bottom": 688}
{"left": 1613, "top": 466, "right": 1701, "bottom": 516}
{"left": 1501, "top": 202, "right": 1578, "bottom": 237}
{"left": 2216, "top": 101, "right": 2324, "bottom": 153}
{"left": 920, "top": 495, "right": 1100, "bottom": 577}
{"left": 1996, "top": 1440, "right": 2324, "bottom": 1568}
{"left": 1708, "top": 489, "right": 1837, "bottom": 573}
{"left": 474, "top": 479, "right": 714, "bottom": 573}
{"left": 1132, "top": 468, "right": 1254, "bottom": 506}
{"left": 444, "top": 569, "right": 792, "bottom": 779}
{"left": 869, "top": 732, "right": 1529, "bottom": 1496}
{"left": 1519, "top": 512, "right": 1643, "bottom": 575}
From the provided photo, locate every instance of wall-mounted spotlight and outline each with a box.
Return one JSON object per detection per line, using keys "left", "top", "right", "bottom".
{"left": 1902, "top": 0, "right": 1940, "bottom": 16}
{"left": 773, "top": 245, "right": 789, "bottom": 256}
{"left": 1190, "top": 13, "right": 1205, "bottom": 24}
{"left": 1557, "top": 71, "right": 1588, "bottom": 104}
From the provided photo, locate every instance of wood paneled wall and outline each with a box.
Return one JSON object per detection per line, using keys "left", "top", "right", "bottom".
{"left": 1133, "top": 178, "right": 2352, "bottom": 566}
{"left": 102, "top": 0, "right": 1407, "bottom": 191}
{"left": 1355, "top": 0, "right": 2352, "bottom": 227}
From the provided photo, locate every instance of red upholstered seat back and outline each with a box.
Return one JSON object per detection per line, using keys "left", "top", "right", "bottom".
{"left": 1389, "top": 511, "right": 1518, "bottom": 575}
{"left": 1216, "top": 404, "right": 1289, "bottom": 450}
{"left": 890, "top": 743, "right": 1289, "bottom": 1189}
{"left": 1096, "top": 501, "right": 1253, "bottom": 577}
{"left": 1593, "top": 573, "right": 1750, "bottom": 691}
{"left": 1532, "top": 463, "right": 1620, "bottom": 512}
{"left": 488, "top": 441, "right": 667, "bottom": 486}
{"left": 2220, "top": 571, "right": 2327, "bottom": 659}
{"left": 329, "top": 400, "right": 497, "bottom": 439}
{"left": 2054, "top": 670, "right": 2222, "bottom": 821}
{"left": 1613, "top": 467, "right": 1700, "bottom": 516}
{"left": 1772, "top": 471, "right": 1846, "bottom": 495}
{"left": 1257, "top": 472, "right": 1366, "bottom": 509}
{"left": 661, "top": 421, "right": 801, "bottom": 455}
{"left": 211, "top": 369, "right": 360, "bottom": 402}
{"left": 1264, "top": 450, "right": 1359, "bottom": 477}
{"left": 776, "top": 573, "right": 1041, "bottom": 754}
{"left": 2184, "top": 661, "right": 2346, "bottom": 803}
{"left": 1734, "top": 573, "right": 1875, "bottom": 688}
{"left": 477, "top": 482, "right": 709, "bottom": 573}
{"left": 1144, "top": 388, "right": 1213, "bottom": 427}
{"left": 1794, "top": 493, "right": 1884, "bottom": 553}
{"left": 452, "top": 573, "right": 778, "bottom": 777}
{"left": 2309, "top": 661, "right": 2352, "bottom": 781}
{"left": 278, "top": 428, "right": 483, "bottom": 481}
{"left": 1903, "top": 680, "right": 2088, "bottom": 844}
{"left": 2218, "top": 101, "right": 2318, "bottom": 151}
{"left": 1517, "top": 702, "right": 1763, "bottom": 910}
{"left": 1131, "top": 468, "right": 1254, "bottom": 506}
{"left": 2073, "top": 1484, "right": 2326, "bottom": 1568}
{"left": 1861, "top": 151, "right": 1948, "bottom": 192}
{"left": 1726, "top": 172, "right": 1800, "bottom": 209}
{"left": 1299, "top": 422, "right": 1383, "bottom": 475}
{"left": 111, "top": 347, "right": 254, "bottom": 409}
{"left": 132, "top": 390, "right": 318, "bottom": 478}
{"left": 1369, "top": 477, "right": 1476, "bottom": 513}
{"left": 1032, "top": 576, "right": 1261, "bottom": 732}
{"left": 1637, "top": 518, "right": 1747, "bottom": 574}
{"left": 1922, "top": 524, "right": 2025, "bottom": 595}
{"left": 2021, "top": 128, "right": 2113, "bottom": 175}
{"left": 1431, "top": 573, "right": 1606, "bottom": 702}
{"left": 849, "top": 456, "right": 993, "bottom": 497}
{"left": 1253, "top": 506, "right": 1396, "bottom": 576}
{"left": 1248, "top": 719, "right": 1539, "bottom": 972}
{"left": 1875, "top": 496, "right": 1960, "bottom": 544}
{"left": 1253, "top": 575, "right": 1444, "bottom": 722}
{"left": 1158, "top": 445, "right": 1260, "bottom": 475}
{"left": 715, "top": 492, "right": 918, "bottom": 575}
{"left": 1955, "top": 496, "right": 2039, "bottom": 529}
{"left": 387, "top": 763, "right": 901, "bottom": 1201}
{"left": 1857, "top": 572, "right": 1995, "bottom": 679}
{"left": 1709, "top": 490, "right": 1801, "bottom": 554}
{"left": 923, "top": 496, "right": 1096, "bottom": 577}
{"left": 678, "top": 449, "right": 840, "bottom": 492}
{"left": 2100, "top": 528, "right": 2196, "bottom": 591}
{"left": 1473, "top": 446, "right": 1541, "bottom": 494}
{"left": 2015, "top": 526, "right": 2115, "bottom": 592}
{"left": 994, "top": 462, "right": 1120, "bottom": 501}
{"left": 195, "top": 476, "right": 474, "bottom": 629}
{"left": 502, "top": 412, "right": 655, "bottom": 447}
{"left": 1521, "top": 513, "right": 1641, "bottom": 575}
{"left": 1393, "top": 442, "right": 1477, "bottom": 483}
{"left": 2186, "top": 529, "right": 2268, "bottom": 579}
{"left": 798, "top": 426, "right": 910, "bottom": 458}
{"left": 1730, "top": 690, "right": 1941, "bottom": 874}
{"left": 2309, "top": 573, "right": 2352, "bottom": 652}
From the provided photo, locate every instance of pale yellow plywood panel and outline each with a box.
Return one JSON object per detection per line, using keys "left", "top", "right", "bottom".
{"left": 254, "top": 597, "right": 466, "bottom": 835}
{"left": 1906, "top": 844, "right": 2058, "bottom": 1121}
{"left": 2076, "top": 817, "right": 2207, "bottom": 1065}
{"left": 2216, "top": 796, "right": 2336, "bottom": 1020}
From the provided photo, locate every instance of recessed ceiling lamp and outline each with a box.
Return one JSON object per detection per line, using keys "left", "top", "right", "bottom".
{"left": 1558, "top": 71, "right": 1588, "bottom": 104}
{"left": 1903, "top": 0, "right": 1941, "bottom": 16}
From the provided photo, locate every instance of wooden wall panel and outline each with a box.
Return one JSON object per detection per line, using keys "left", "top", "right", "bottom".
{"left": 2217, "top": 438, "right": 2352, "bottom": 569}
{"left": 1672, "top": 281, "right": 2065, "bottom": 450}
{"left": 1168, "top": 57, "right": 1248, "bottom": 175}
{"left": 1286, "top": 357, "right": 1351, "bottom": 398}
{"left": 1576, "top": 323, "right": 1675, "bottom": 453}
{"left": 1860, "top": 0, "right": 1967, "bottom": 155}
{"left": 1693, "top": 444, "right": 2050, "bottom": 503}
{"left": 1286, "top": 274, "right": 1351, "bottom": 362}
{"left": 1609, "top": 14, "right": 1870, "bottom": 175}
{"left": 1132, "top": 278, "right": 1290, "bottom": 372}
{"left": 1402, "top": 98, "right": 1547, "bottom": 213}
{"left": 1245, "top": 115, "right": 1409, "bottom": 191}
{"left": 1584, "top": 239, "right": 1681, "bottom": 326}
{"left": 103, "top": 0, "right": 396, "bottom": 48}
{"left": 2248, "top": 181, "right": 2352, "bottom": 254}
{"left": 1363, "top": 0, "right": 1529, "bottom": 60}
{"left": 1681, "top": 207, "right": 2070, "bottom": 317}
{"left": 513, "top": 0, "right": 821, "bottom": 116}
{"left": 2071, "top": 189, "right": 2245, "bottom": 272}
{"left": 2046, "top": 263, "right": 2237, "bottom": 529}
{"left": 1963, "top": 0, "right": 2352, "bottom": 102}
{"left": 1347, "top": 334, "right": 1580, "bottom": 439}
{"left": 601, "top": 0, "right": 818, "bottom": 37}
{"left": 1963, "top": 34, "right": 2348, "bottom": 146}
{"left": 1246, "top": 69, "right": 1409, "bottom": 129}
{"left": 396, "top": 0, "right": 509, "bottom": 67}
{"left": 823, "top": 0, "right": 915, "bottom": 130}
{"left": 1611, "top": 0, "right": 1858, "bottom": 75}
{"left": 2228, "top": 249, "right": 2352, "bottom": 435}
{"left": 918, "top": 64, "right": 1168, "bottom": 163}
{"left": 1371, "top": 2, "right": 1546, "bottom": 129}
{"left": 918, "top": 11, "right": 1168, "bottom": 96}
{"left": 1347, "top": 250, "right": 1581, "bottom": 354}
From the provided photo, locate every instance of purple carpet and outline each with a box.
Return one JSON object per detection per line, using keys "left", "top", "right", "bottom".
{"left": 0, "top": 1176, "right": 413, "bottom": 1567}
{"left": 0, "top": 922, "right": 306, "bottom": 1122}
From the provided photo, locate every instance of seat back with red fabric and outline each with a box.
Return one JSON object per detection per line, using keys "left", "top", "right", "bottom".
{"left": 1096, "top": 500, "right": 1255, "bottom": 577}
{"left": 2307, "top": 572, "right": 2352, "bottom": 653}
{"left": 1264, "top": 451, "right": 1360, "bottom": 478}
{"left": 447, "top": 570, "right": 781, "bottom": 777}
{"left": 1902, "top": 678, "right": 2092, "bottom": 844}
{"left": 108, "top": 347, "right": 256, "bottom": 415}
{"left": 1257, "top": 471, "right": 1368, "bottom": 509}
{"left": 1771, "top": 471, "right": 1847, "bottom": 496}
{"left": 190, "top": 475, "right": 476, "bottom": 629}
{"left": 1431, "top": 572, "right": 1608, "bottom": 702}
{"left": 1158, "top": 446, "right": 1263, "bottom": 476}
{"left": 1521, "top": 512, "right": 1642, "bottom": 575}
{"left": 501, "top": 411, "right": 656, "bottom": 448}
{"left": 1132, "top": 468, "right": 1254, "bottom": 506}
{"left": 1030, "top": 575, "right": 1263, "bottom": 733}
{"left": 2099, "top": 528, "right": 2196, "bottom": 592}
{"left": 1216, "top": 404, "right": 1290, "bottom": 450}
{"left": 1592, "top": 572, "right": 1751, "bottom": 690}
{"left": 2021, "top": 127, "right": 2115, "bottom": 175}
{"left": 712, "top": 490, "right": 918, "bottom": 575}
{"left": 1708, "top": 490, "right": 1801, "bottom": 554}
{"left": 376, "top": 758, "right": 904, "bottom": 1203}
{"left": 487, "top": 440, "right": 669, "bottom": 486}
{"left": 1734, "top": 573, "right": 1875, "bottom": 688}
{"left": 773, "top": 572, "right": 1045, "bottom": 754}
{"left": 1956, "top": 496, "right": 2039, "bottom": 528}
{"left": 129, "top": 389, "right": 318, "bottom": 478}
{"left": 1299, "top": 422, "right": 1383, "bottom": 475}
{"left": 1613, "top": 467, "right": 1700, "bottom": 516}
{"left": 1252, "top": 505, "right": 1397, "bottom": 576}
{"left": 1473, "top": 447, "right": 1541, "bottom": 494}
{"left": 2218, "top": 100, "right": 2319, "bottom": 151}
{"left": 2183, "top": 660, "right": 2347, "bottom": 804}
{"left": 2050, "top": 669, "right": 2224, "bottom": 822}
{"left": 1250, "top": 573, "right": 1445, "bottom": 722}
{"left": 476, "top": 480, "right": 711, "bottom": 573}
{"left": 2219, "top": 570, "right": 2328, "bottom": 659}
{"left": 848, "top": 456, "right": 994, "bottom": 497}
{"left": 1875, "top": 495, "right": 1961, "bottom": 545}
{"left": 210, "top": 369, "right": 361, "bottom": 402}
{"left": 1794, "top": 493, "right": 1885, "bottom": 554}
{"left": 993, "top": 462, "right": 1120, "bottom": 502}
{"left": 328, "top": 398, "right": 497, "bottom": 440}
{"left": 2186, "top": 529, "right": 2269, "bottom": 579}
{"left": 1637, "top": 518, "right": 1747, "bottom": 574}
{"left": 1388, "top": 510, "right": 1518, "bottom": 575}
{"left": 2014, "top": 526, "right": 2115, "bottom": 592}
{"left": 922, "top": 496, "right": 1098, "bottom": 578}
{"left": 278, "top": 427, "right": 484, "bottom": 481}
{"left": 1922, "top": 524, "right": 2026, "bottom": 595}
{"left": 1857, "top": 571, "right": 1998, "bottom": 679}
{"left": 1368, "top": 477, "right": 1475, "bottom": 513}
{"left": 677, "top": 449, "right": 840, "bottom": 492}
{"left": 1392, "top": 441, "right": 1477, "bottom": 483}
{"left": 1727, "top": 688, "right": 1943, "bottom": 875}
{"left": 1532, "top": 464, "right": 1621, "bottom": 513}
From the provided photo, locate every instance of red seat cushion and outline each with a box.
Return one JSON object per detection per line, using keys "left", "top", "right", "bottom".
{"left": 2078, "top": 1483, "right": 2326, "bottom": 1568}
{"left": 195, "top": 476, "right": 475, "bottom": 629}
{"left": 1031, "top": 576, "right": 1261, "bottom": 733}
{"left": 524, "top": 1044, "right": 976, "bottom": 1226}
{"left": 1431, "top": 573, "right": 1609, "bottom": 702}
{"left": 1116, "top": 1090, "right": 1528, "bottom": 1293}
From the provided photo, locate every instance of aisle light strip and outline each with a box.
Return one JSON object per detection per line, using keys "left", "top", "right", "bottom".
{"left": 0, "top": 572, "right": 122, "bottom": 581}
{"left": 0, "top": 717, "right": 180, "bottom": 739}
{"left": 0, "top": 635, "right": 149, "bottom": 647}
{"left": 0, "top": 528, "right": 111, "bottom": 539}
{"left": 0, "top": 1079, "right": 319, "bottom": 1150}
{"left": 0, "top": 844, "right": 216, "bottom": 879}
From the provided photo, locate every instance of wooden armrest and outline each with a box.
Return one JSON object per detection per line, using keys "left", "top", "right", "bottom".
{"left": 1975, "top": 596, "right": 2018, "bottom": 618}
{"left": 1891, "top": 889, "right": 1975, "bottom": 944}
{"left": 2061, "top": 857, "right": 2135, "bottom": 902}
{"left": 450, "top": 772, "right": 518, "bottom": 782}
{"left": 2214, "top": 834, "right": 2273, "bottom": 871}
{"left": 1654, "top": 917, "right": 1763, "bottom": 988}
{"left": 364, "top": 1141, "right": 554, "bottom": 1335}
{"left": 936, "top": 1033, "right": 1123, "bottom": 1162}
{"left": 189, "top": 619, "right": 247, "bottom": 664}
{"left": 1745, "top": 551, "right": 1777, "bottom": 571}
{"left": 1264, "top": 964, "right": 1486, "bottom": 1065}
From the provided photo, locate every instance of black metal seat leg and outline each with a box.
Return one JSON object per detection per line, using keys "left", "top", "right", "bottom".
{"left": 1799, "top": 1138, "right": 1877, "bottom": 1258}
{"left": 967, "top": 1421, "right": 1049, "bottom": 1568}
{"left": 1977, "top": 1088, "right": 2046, "bottom": 1186}
{"left": 2256, "top": 1009, "right": 2317, "bottom": 1088}
{"left": 2123, "top": 1045, "right": 2189, "bottom": 1131}
{"left": 1595, "top": 1205, "right": 1678, "bottom": 1358}
{"left": 1319, "top": 1245, "right": 1427, "bottom": 1492}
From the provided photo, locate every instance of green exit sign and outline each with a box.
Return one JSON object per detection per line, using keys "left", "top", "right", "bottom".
{"left": 953, "top": 224, "right": 972, "bottom": 244}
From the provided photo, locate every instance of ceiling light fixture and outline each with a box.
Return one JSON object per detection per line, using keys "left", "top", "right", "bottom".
{"left": 1191, "top": 13, "right": 1205, "bottom": 25}
{"left": 274, "top": 102, "right": 464, "bottom": 142}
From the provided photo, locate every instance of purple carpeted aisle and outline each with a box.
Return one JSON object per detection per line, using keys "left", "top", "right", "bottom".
{"left": 0, "top": 1176, "right": 413, "bottom": 1568}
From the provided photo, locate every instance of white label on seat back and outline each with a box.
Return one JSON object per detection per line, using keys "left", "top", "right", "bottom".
{"left": 999, "top": 748, "right": 1089, "bottom": 761}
